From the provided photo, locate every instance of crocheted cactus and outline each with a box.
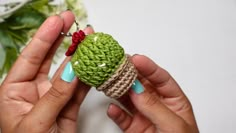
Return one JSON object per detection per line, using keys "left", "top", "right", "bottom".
{"left": 71, "top": 32, "right": 137, "bottom": 98}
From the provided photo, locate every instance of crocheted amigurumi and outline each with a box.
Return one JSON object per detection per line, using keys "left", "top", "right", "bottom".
{"left": 65, "top": 28, "right": 137, "bottom": 99}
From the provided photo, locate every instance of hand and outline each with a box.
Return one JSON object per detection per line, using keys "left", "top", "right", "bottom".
{"left": 0, "top": 11, "right": 94, "bottom": 133}
{"left": 107, "top": 55, "right": 199, "bottom": 133}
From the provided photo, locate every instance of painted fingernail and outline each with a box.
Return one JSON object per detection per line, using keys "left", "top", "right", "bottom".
{"left": 61, "top": 62, "right": 75, "bottom": 82}
{"left": 131, "top": 79, "right": 144, "bottom": 94}
{"left": 86, "top": 24, "right": 93, "bottom": 28}
{"left": 58, "top": 9, "right": 71, "bottom": 18}
{"left": 133, "top": 54, "right": 140, "bottom": 56}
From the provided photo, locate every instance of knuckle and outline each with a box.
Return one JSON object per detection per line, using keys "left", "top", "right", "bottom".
{"left": 47, "top": 85, "right": 68, "bottom": 100}
{"left": 177, "top": 120, "right": 192, "bottom": 132}
{"left": 20, "top": 51, "right": 42, "bottom": 66}
{"left": 116, "top": 111, "right": 126, "bottom": 124}
{"left": 144, "top": 92, "right": 160, "bottom": 107}
{"left": 5, "top": 89, "right": 17, "bottom": 99}
{"left": 46, "top": 75, "right": 75, "bottom": 102}
{"left": 20, "top": 38, "right": 51, "bottom": 65}
{"left": 18, "top": 119, "right": 44, "bottom": 133}
{"left": 116, "top": 112, "right": 130, "bottom": 131}
{"left": 143, "top": 124, "right": 156, "bottom": 133}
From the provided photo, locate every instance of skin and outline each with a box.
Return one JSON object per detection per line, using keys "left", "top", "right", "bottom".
{"left": 0, "top": 11, "right": 199, "bottom": 133}
{"left": 107, "top": 55, "right": 199, "bottom": 133}
{"left": 0, "top": 11, "right": 94, "bottom": 133}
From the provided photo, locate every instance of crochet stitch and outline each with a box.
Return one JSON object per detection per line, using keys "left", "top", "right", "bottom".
{"left": 71, "top": 32, "right": 137, "bottom": 98}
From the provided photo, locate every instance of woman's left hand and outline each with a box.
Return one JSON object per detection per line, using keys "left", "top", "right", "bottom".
{"left": 0, "top": 11, "right": 94, "bottom": 133}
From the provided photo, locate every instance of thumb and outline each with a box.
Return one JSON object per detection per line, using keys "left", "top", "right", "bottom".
{"left": 129, "top": 79, "right": 184, "bottom": 128}
{"left": 24, "top": 59, "right": 78, "bottom": 129}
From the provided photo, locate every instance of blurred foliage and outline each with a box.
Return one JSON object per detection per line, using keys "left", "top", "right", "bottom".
{"left": 0, "top": 0, "right": 87, "bottom": 79}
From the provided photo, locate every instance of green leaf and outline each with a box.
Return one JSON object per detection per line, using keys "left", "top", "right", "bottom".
{"left": 29, "top": 0, "right": 57, "bottom": 16}
{"left": 0, "top": 0, "right": 87, "bottom": 80}
{"left": 8, "top": 30, "right": 28, "bottom": 46}
{"left": 6, "top": 8, "right": 46, "bottom": 30}
{"left": 0, "top": 26, "right": 18, "bottom": 50}
{"left": 0, "top": 48, "right": 17, "bottom": 78}
{"left": 0, "top": 44, "right": 6, "bottom": 71}
{"left": 65, "top": 0, "right": 87, "bottom": 20}
{"left": 29, "top": 0, "right": 49, "bottom": 9}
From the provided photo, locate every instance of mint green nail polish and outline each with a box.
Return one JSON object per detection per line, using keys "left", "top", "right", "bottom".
{"left": 61, "top": 62, "right": 75, "bottom": 82}
{"left": 131, "top": 79, "right": 144, "bottom": 94}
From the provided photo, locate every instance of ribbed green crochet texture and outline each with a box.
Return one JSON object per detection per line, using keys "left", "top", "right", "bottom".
{"left": 71, "top": 32, "right": 125, "bottom": 87}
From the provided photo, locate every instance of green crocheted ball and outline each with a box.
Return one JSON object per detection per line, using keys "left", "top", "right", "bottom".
{"left": 71, "top": 32, "right": 125, "bottom": 87}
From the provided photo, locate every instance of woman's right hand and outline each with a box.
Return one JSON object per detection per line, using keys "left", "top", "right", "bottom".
{"left": 107, "top": 55, "right": 199, "bottom": 133}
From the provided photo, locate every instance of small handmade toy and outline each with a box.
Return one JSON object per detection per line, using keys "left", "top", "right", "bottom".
{"left": 62, "top": 22, "right": 137, "bottom": 98}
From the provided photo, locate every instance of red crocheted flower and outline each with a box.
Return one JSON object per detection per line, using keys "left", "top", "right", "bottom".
{"left": 65, "top": 30, "right": 86, "bottom": 56}
{"left": 72, "top": 30, "right": 86, "bottom": 44}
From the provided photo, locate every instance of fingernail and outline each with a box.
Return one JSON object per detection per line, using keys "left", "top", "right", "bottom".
{"left": 61, "top": 62, "right": 75, "bottom": 82}
{"left": 57, "top": 14, "right": 64, "bottom": 20}
{"left": 133, "top": 54, "right": 140, "bottom": 57}
{"left": 131, "top": 79, "right": 144, "bottom": 94}
{"left": 58, "top": 9, "right": 71, "bottom": 18}
{"left": 86, "top": 24, "right": 93, "bottom": 28}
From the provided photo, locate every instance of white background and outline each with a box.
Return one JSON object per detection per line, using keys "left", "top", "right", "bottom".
{"left": 56, "top": 0, "right": 236, "bottom": 133}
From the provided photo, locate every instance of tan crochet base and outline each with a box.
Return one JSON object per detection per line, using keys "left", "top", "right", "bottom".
{"left": 97, "top": 55, "right": 138, "bottom": 99}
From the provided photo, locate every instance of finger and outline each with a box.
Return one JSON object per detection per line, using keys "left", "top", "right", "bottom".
{"left": 24, "top": 59, "right": 78, "bottom": 128}
{"left": 55, "top": 25, "right": 94, "bottom": 121}
{"left": 107, "top": 103, "right": 132, "bottom": 131}
{"left": 37, "top": 57, "right": 71, "bottom": 98}
{"left": 38, "top": 11, "right": 75, "bottom": 75}
{"left": 5, "top": 15, "right": 64, "bottom": 83}
{"left": 37, "top": 25, "right": 95, "bottom": 97}
{"left": 47, "top": 25, "right": 94, "bottom": 82}
{"left": 57, "top": 81, "right": 90, "bottom": 132}
{"left": 107, "top": 103, "right": 155, "bottom": 132}
{"left": 50, "top": 25, "right": 94, "bottom": 81}
{"left": 130, "top": 82, "right": 185, "bottom": 129}
{"left": 131, "top": 54, "right": 183, "bottom": 97}
{"left": 53, "top": 24, "right": 94, "bottom": 117}
{"left": 132, "top": 55, "right": 198, "bottom": 128}
{"left": 53, "top": 26, "right": 94, "bottom": 130}
{"left": 117, "top": 94, "right": 137, "bottom": 114}
{"left": 83, "top": 24, "right": 95, "bottom": 34}
{"left": 58, "top": 81, "right": 90, "bottom": 121}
